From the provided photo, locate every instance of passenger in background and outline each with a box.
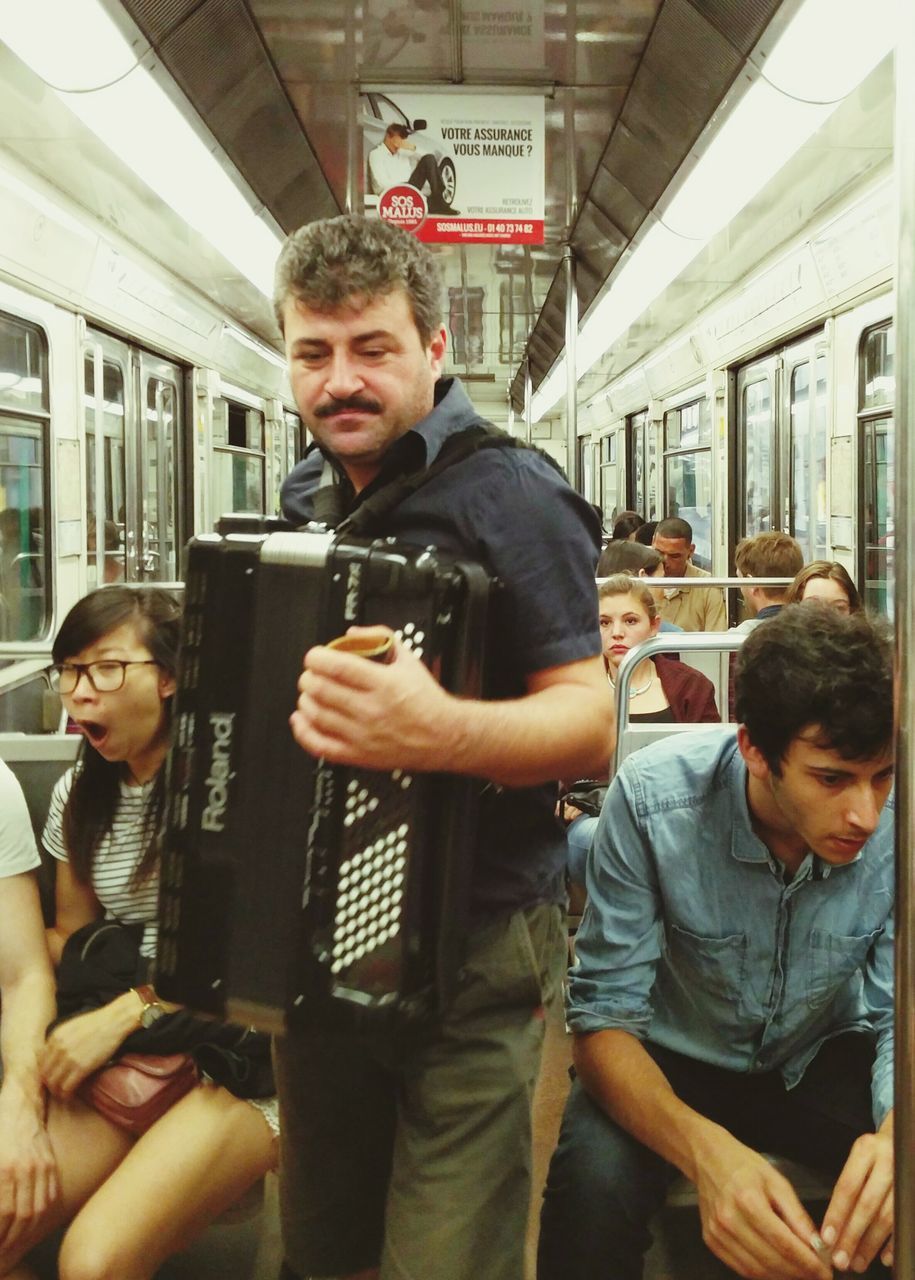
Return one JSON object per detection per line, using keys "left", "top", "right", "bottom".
{"left": 0, "top": 764, "right": 58, "bottom": 1275}
{"left": 732, "top": 531, "right": 803, "bottom": 633}
{"left": 611, "top": 510, "right": 643, "bottom": 541}
{"left": 539, "top": 607, "right": 895, "bottom": 1280}
{"left": 652, "top": 515, "right": 727, "bottom": 631}
{"left": 728, "top": 530, "right": 804, "bottom": 717}
{"left": 0, "top": 587, "right": 277, "bottom": 1280}
{"left": 596, "top": 541, "right": 683, "bottom": 634}
{"left": 275, "top": 214, "right": 610, "bottom": 1280}
{"left": 634, "top": 519, "right": 657, "bottom": 546}
{"left": 599, "top": 576, "right": 716, "bottom": 723}
{"left": 565, "top": 575, "right": 718, "bottom": 887}
{"left": 785, "top": 560, "right": 862, "bottom": 615}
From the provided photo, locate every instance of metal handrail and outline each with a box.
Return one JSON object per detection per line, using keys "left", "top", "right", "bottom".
{"left": 611, "top": 631, "right": 746, "bottom": 774}
{"left": 596, "top": 575, "right": 794, "bottom": 590}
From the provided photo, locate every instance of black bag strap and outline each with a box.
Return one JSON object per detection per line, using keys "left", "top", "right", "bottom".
{"left": 335, "top": 421, "right": 563, "bottom": 537}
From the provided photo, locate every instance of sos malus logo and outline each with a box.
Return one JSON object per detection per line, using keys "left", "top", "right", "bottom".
{"left": 378, "top": 185, "right": 427, "bottom": 232}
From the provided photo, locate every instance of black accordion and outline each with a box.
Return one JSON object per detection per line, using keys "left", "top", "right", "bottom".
{"left": 156, "top": 521, "right": 494, "bottom": 1032}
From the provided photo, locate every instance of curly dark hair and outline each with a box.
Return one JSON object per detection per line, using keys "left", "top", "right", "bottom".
{"left": 53, "top": 587, "right": 181, "bottom": 887}
{"left": 274, "top": 214, "right": 444, "bottom": 344}
{"left": 735, "top": 603, "right": 893, "bottom": 773}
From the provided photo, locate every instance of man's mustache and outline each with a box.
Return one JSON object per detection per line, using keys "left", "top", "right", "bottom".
{"left": 315, "top": 395, "right": 383, "bottom": 418}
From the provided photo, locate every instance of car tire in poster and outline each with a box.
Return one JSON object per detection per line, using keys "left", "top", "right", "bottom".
{"left": 439, "top": 158, "right": 457, "bottom": 207}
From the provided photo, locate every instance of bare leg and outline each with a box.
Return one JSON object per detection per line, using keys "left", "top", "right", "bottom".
{"left": 0, "top": 1098, "right": 132, "bottom": 1276}
{"left": 57, "top": 1082, "right": 275, "bottom": 1280}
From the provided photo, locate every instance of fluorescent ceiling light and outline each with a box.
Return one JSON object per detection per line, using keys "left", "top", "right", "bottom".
{"left": 763, "top": 0, "right": 897, "bottom": 102}
{"left": 531, "top": 0, "right": 896, "bottom": 421}
{"left": 0, "top": 0, "right": 284, "bottom": 299}
{"left": 223, "top": 322, "right": 288, "bottom": 370}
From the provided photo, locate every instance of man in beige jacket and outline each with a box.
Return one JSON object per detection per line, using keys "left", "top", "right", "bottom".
{"left": 653, "top": 517, "right": 726, "bottom": 631}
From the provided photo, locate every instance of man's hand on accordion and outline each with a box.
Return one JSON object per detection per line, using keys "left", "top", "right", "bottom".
{"left": 291, "top": 625, "right": 456, "bottom": 771}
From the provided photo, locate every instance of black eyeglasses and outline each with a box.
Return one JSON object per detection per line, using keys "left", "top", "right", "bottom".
{"left": 45, "top": 660, "right": 159, "bottom": 695}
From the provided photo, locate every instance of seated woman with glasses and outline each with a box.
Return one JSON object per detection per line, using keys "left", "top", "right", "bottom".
{"left": 0, "top": 587, "right": 276, "bottom": 1280}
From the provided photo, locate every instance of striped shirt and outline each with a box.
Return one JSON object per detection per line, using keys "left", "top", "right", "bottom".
{"left": 43, "top": 768, "right": 160, "bottom": 958}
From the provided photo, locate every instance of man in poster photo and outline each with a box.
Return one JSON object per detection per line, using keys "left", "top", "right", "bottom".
{"left": 367, "top": 124, "right": 459, "bottom": 215}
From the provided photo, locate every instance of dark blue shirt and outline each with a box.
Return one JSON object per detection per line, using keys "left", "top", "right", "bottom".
{"left": 281, "top": 378, "right": 602, "bottom": 917}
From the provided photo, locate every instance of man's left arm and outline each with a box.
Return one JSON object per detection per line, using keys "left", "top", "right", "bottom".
{"left": 704, "top": 586, "right": 727, "bottom": 631}
{"left": 291, "top": 639, "right": 613, "bottom": 786}
{"left": 0, "top": 872, "right": 59, "bottom": 1245}
{"left": 818, "top": 913, "right": 895, "bottom": 1272}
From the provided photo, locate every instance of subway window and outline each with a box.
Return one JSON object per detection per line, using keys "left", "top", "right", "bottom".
{"left": 858, "top": 321, "right": 895, "bottom": 618}
{"left": 212, "top": 397, "right": 266, "bottom": 516}
{"left": 664, "top": 397, "right": 712, "bottom": 570}
{"left": 626, "top": 409, "right": 649, "bottom": 517}
{"left": 0, "top": 312, "right": 50, "bottom": 641}
{"left": 599, "top": 432, "right": 619, "bottom": 528}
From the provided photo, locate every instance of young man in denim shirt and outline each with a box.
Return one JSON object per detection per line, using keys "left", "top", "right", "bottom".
{"left": 539, "top": 606, "right": 895, "bottom": 1280}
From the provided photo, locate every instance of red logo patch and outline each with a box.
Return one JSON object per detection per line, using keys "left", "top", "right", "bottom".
{"left": 378, "top": 185, "right": 427, "bottom": 232}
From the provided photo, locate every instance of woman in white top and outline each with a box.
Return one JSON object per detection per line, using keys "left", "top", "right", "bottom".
{"left": 0, "top": 587, "right": 275, "bottom": 1280}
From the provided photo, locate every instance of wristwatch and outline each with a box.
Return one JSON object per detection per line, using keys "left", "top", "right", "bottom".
{"left": 132, "top": 983, "right": 166, "bottom": 1029}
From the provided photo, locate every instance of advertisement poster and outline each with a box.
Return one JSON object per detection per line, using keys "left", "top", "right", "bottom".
{"left": 361, "top": 90, "right": 544, "bottom": 245}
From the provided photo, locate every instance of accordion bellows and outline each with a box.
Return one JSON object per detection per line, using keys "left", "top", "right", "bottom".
{"left": 157, "top": 523, "right": 493, "bottom": 1033}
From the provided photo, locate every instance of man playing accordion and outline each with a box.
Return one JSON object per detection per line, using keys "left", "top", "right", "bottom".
{"left": 274, "top": 214, "right": 612, "bottom": 1280}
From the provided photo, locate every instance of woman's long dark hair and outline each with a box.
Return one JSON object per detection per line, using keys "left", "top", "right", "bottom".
{"left": 53, "top": 587, "right": 181, "bottom": 888}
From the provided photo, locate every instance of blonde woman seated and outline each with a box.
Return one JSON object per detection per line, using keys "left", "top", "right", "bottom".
{"left": 566, "top": 575, "right": 719, "bottom": 886}
{"left": 598, "top": 575, "right": 718, "bottom": 724}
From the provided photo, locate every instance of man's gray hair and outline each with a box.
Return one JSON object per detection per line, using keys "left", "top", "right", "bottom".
{"left": 274, "top": 214, "right": 444, "bottom": 344}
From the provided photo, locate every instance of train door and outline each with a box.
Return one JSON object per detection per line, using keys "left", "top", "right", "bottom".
{"left": 598, "top": 429, "right": 624, "bottom": 529}
{"left": 858, "top": 321, "right": 894, "bottom": 617}
{"left": 626, "top": 409, "right": 659, "bottom": 521}
{"left": 735, "top": 333, "right": 828, "bottom": 558}
{"left": 0, "top": 310, "right": 51, "bottom": 641}
{"left": 662, "top": 396, "right": 713, "bottom": 570}
{"left": 83, "top": 331, "right": 185, "bottom": 586}
{"left": 139, "top": 353, "right": 183, "bottom": 581}
{"left": 83, "top": 333, "right": 130, "bottom": 588}
{"left": 578, "top": 436, "right": 593, "bottom": 506}
{"left": 267, "top": 406, "right": 302, "bottom": 517}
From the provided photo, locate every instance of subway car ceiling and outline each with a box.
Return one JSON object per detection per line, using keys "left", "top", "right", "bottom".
{"left": 0, "top": 0, "right": 897, "bottom": 427}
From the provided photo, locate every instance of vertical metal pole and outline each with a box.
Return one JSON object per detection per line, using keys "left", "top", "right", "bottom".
{"left": 524, "top": 359, "right": 533, "bottom": 445}
{"left": 345, "top": 0, "right": 358, "bottom": 214}
{"left": 564, "top": 243, "right": 578, "bottom": 489}
{"left": 459, "top": 245, "right": 470, "bottom": 372}
{"left": 895, "top": 9, "right": 915, "bottom": 1279}
{"left": 448, "top": 0, "right": 464, "bottom": 82}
